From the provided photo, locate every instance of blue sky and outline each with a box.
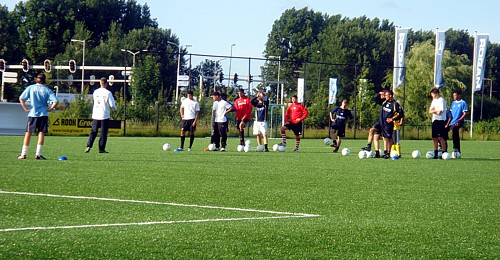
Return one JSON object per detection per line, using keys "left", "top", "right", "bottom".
{"left": 3, "top": 0, "right": 499, "bottom": 79}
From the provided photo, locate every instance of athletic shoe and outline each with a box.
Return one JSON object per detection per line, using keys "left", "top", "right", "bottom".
{"left": 174, "top": 148, "right": 183, "bottom": 152}
{"left": 35, "top": 155, "right": 46, "bottom": 160}
{"left": 264, "top": 148, "right": 269, "bottom": 152}
{"left": 188, "top": 148, "right": 192, "bottom": 151}
{"left": 17, "top": 154, "right": 26, "bottom": 160}
{"left": 330, "top": 140, "right": 337, "bottom": 148}
{"left": 293, "top": 149, "right": 299, "bottom": 153}
{"left": 99, "top": 150, "right": 109, "bottom": 153}
{"left": 213, "top": 148, "right": 220, "bottom": 151}
{"left": 361, "top": 146, "right": 371, "bottom": 151}
{"left": 333, "top": 147, "right": 340, "bottom": 153}
{"left": 277, "top": 142, "right": 286, "bottom": 147}
{"left": 382, "top": 154, "right": 390, "bottom": 159}
{"left": 84, "top": 147, "right": 91, "bottom": 153}
{"left": 374, "top": 153, "right": 381, "bottom": 158}
{"left": 220, "top": 148, "right": 226, "bottom": 152}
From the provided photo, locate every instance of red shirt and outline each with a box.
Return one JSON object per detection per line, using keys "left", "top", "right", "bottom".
{"left": 234, "top": 96, "right": 252, "bottom": 120}
{"left": 285, "top": 103, "right": 309, "bottom": 123}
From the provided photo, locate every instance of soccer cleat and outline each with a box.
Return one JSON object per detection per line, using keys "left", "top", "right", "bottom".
{"left": 85, "top": 147, "right": 91, "bottom": 153}
{"left": 188, "top": 148, "right": 192, "bottom": 151}
{"left": 99, "top": 150, "right": 109, "bottom": 153}
{"left": 213, "top": 148, "right": 220, "bottom": 152}
{"left": 277, "top": 142, "right": 286, "bottom": 147}
{"left": 220, "top": 148, "right": 226, "bottom": 152}
{"left": 264, "top": 148, "right": 269, "bottom": 152}
{"left": 173, "top": 148, "right": 183, "bottom": 152}
{"left": 35, "top": 155, "right": 46, "bottom": 160}
{"left": 330, "top": 140, "right": 337, "bottom": 148}
{"left": 361, "top": 146, "right": 371, "bottom": 151}
{"left": 333, "top": 146, "right": 340, "bottom": 153}
{"left": 17, "top": 154, "right": 26, "bottom": 160}
{"left": 382, "top": 154, "right": 390, "bottom": 159}
{"left": 293, "top": 149, "right": 299, "bottom": 153}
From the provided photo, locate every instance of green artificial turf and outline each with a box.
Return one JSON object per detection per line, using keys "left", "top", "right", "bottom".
{"left": 0, "top": 135, "right": 498, "bottom": 258}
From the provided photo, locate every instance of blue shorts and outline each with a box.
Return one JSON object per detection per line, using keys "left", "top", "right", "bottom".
{"left": 26, "top": 116, "right": 49, "bottom": 133}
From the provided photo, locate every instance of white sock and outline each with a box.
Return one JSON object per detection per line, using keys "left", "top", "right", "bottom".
{"left": 36, "top": 144, "right": 43, "bottom": 156}
{"left": 21, "top": 145, "right": 29, "bottom": 156}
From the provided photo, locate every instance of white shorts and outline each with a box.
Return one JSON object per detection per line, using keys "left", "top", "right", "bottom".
{"left": 253, "top": 121, "right": 268, "bottom": 135}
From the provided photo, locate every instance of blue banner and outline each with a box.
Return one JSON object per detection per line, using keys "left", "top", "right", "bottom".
{"left": 434, "top": 30, "right": 446, "bottom": 88}
{"left": 393, "top": 28, "right": 410, "bottom": 91}
{"left": 329, "top": 78, "right": 337, "bottom": 105}
{"left": 473, "top": 34, "right": 489, "bottom": 92}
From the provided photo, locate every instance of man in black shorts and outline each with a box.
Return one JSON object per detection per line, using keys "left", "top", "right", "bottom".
{"left": 175, "top": 91, "right": 200, "bottom": 151}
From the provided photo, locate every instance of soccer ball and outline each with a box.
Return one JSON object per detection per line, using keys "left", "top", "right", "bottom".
{"left": 208, "top": 144, "right": 215, "bottom": 151}
{"left": 256, "top": 145, "right": 265, "bottom": 152}
{"left": 162, "top": 143, "right": 171, "bottom": 151}
{"left": 425, "top": 151, "right": 434, "bottom": 159}
{"left": 358, "top": 150, "right": 367, "bottom": 159}
{"left": 323, "top": 138, "right": 332, "bottom": 146}
{"left": 341, "top": 148, "right": 350, "bottom": 156}
{"left": 245, "top": 140, "right": 252, "bottom": 146}
{"left": 237, "top": 145, "right": 244, "bottom": 152}
{"left": 451, "top": 151, "right": 461, "bottom": 159}
{"left": 442, "top": 152, "right": 451, "bottom": 160}
{"left": 438, "top": 150, "right": 443, "bottom": 157}
{"left": 366, "top": 150, "right": 373, "bottom": 158}
{"left": 244, "top": 146, "right": 251, "bottom": 152}
{"left": 277, "top": 145, "right": 286, "bottom": 152}
{"left": 390, "top": 150, "right": 398, "bottom": 158}
{"left": 412, "top": 150, "right": 421, "bottom": 158}
{"left": 272, "top": 144, "right": 279, "bottom": 152}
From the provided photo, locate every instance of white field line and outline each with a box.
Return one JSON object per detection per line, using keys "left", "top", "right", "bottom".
{"left": 0, "top": 190, "right": 320, "bottom": 232}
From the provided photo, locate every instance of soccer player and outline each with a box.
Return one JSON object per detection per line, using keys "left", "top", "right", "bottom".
{"left": 251, "top": 91, "right": 270, "bottom": 152}
{"left": 18, "top": 73, "right": 59, "bottom": 160}
{"left": 361, "top": 91, "right": 386, "bottom": 158}
{"left": 329, "top": 99, "right": 353, "bottom": 153}
{"left": 233, "top": 88, "right": 253, "bottom": 146}
{"left": 279, "top": 95, "right": 309, "bottom": 152}
{"left": 428, "top": 88, "right": 447, "bottom": 159}
{"left": 449, "top": 89, "right": 468, "bottom": 153}
{"left": 175, "top": 90, "right": 200, "bottom": 152}
{"left": 85, "top": 77, "right": 117, "bottom": 153}
{"left": 211, "top": 92, "right": 234, "bottom": 151}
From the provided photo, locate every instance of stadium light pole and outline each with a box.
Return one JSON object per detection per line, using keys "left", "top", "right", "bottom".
{"left": 269, "top": 55, "right": 283, "bottom": 125}
{"left": 71, "top": 39, "right": 85, "bottom": 93}
{"left": 228, "top": 43, "right": 236, "bottom": 86}
{"left": 168, "top": 41, "right": 192, "bottom": 104}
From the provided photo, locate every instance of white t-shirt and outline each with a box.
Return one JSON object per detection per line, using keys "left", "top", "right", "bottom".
{"left": 212, "top": 100, "right": 232, "bottom": 123}
{"left": 430, "top": 97, "right": 446, "bottom": 121}
{"left": 92, "top": 87, "right": 116, "bottom": 120}
{"left": 181, "top": 98, "right": 200, "bottom": 120}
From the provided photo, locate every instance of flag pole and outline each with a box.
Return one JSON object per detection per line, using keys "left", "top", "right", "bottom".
{"left": 470, "top": 31, "right": 477, "bottom": 138}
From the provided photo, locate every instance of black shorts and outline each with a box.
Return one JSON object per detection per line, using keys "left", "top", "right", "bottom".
{"left": 181, "top": 119, "right": 196, "bottom": 132}
{"left": 432, "top": 120, "right": 447, "bottom": 138}
{"left": 236, "top": 119, "right": 250, "bottom": 128}
{"left": 330, "top": 123, "right": 346, "bottom": 137}
{"left": 284, "top": 122, "right": 303, "bottom": 136}
{"left": 26, "top": 116, "right": 49, "bottom": 133}
{"left": 372, "top": 122, "right": 382, "bottom": 135}
{"left": 373, "top": 121, "right": 393, "bottom": 138}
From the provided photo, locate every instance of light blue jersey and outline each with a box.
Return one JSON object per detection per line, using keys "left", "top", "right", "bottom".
{"left": 19, "top": 83, "right": 58, "bottom": 117}
{"left": 450, "top": 99, "right": 468, "bottom": 125}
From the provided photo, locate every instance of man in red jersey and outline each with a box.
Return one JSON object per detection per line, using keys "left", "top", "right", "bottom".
{"left": 233, "top": 88, "right": 253, "bottom": 146}
{"left": 279, "top": 95, "right": 309, "bottom": 152}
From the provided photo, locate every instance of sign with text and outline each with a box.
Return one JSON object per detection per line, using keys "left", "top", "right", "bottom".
{"left": 49, "top": 118, "right": 122, "bottom": 136}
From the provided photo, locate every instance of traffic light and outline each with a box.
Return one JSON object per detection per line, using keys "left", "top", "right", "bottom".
{"left": 233, "top": 73, "right": 238, "bottom": 84}
{"left": 219, "top": 72, "right": 224, "bottom": 83}
{"left": 0, "top": 59, "right": 5, "bottom": 72}
{"left": 69, "top": 60, "right": 76, "bottom": 73}
{"left": 249, "top": 74, "right": 253, "bottom": 83}
{"left": 21, "top": 59, "right": 29, "bottom": 72}
{"left": 44, "top": 59, "right": 51, "bottom": 72}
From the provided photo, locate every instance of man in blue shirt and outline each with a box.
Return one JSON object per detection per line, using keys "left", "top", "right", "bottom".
{"left": 449, "top": 89, "right": 468, "bottom": 153}
{"left": 18, "top": 73, "right": 59, "bottom": 160}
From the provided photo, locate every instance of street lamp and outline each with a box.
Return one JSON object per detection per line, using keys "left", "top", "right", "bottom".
{"left": 316, "top": 50, "right": 323, "bottom": 89}
{"left": 269, "top": 55, "right": 283, "bottom": 125}
{"left": 71, "top": 39, "right": 85, "bottom": 93}
{"left": 207, "top": 58, "right": 226, "bottom": 91}
{"left": 120, "top": 49, "right": 149, "bottom": 67}
{"left": 167, "top": 41, "right": 192, "bottom": 104}
{"left": 227, "top": 43, "right": 236, "bottom": 86}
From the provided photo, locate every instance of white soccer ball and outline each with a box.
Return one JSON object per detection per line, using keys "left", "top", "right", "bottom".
{"left": 366, "top": 150, "right": 373, "bottom": 158}
{"left": 438, "top": 150, "right": 443, "bottom": 157}
{"left": 358, "top": 150, "right": 367, "bottom": 159}
{"left": 412, "top": 150, "right": 421, "bottom": 158}
{"left": 277, "top": 145, "right": 286, "bottom": 152}
{"left": 341, "top": 148, "right": 350, "bottom": 156}
{"left": 162, "top": 143, "right": 171, "bottom": 151}
{"left": 237, "top": 145, "right": 244, "bottom": 152}
{"left": 426, "top": 151, "right": 434, "bottom": 159}
{"left": 272, "top": 144, "right": 279, "bottom": 152}
{"left": 245, "top": 140, "right": 252, "bottom": 146}
{"left": 323, "top": 138, "right": 332, "bottom": 146}
{"left": 256, "top": 145, "right": 265, "bottom": 152}
{"left": 442, "top": 152, "right": 450, "bottom": 160}
{"left": 244, "top": 146, "right": 251, "bottom": 152}
{"left": 390, "top": 150, "right": 398, "bottom": 158}
{"left": 208, "top": 144, "right": 215, "bottom": 151}
{"left": 451, "top": 151, "right": 461, "bottom": 159}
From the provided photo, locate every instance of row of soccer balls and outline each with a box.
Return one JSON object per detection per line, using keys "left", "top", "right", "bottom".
{"left": 351, "top": 149, "right": 460, "bottom": 160}
{"left": 162, "top": 141, "right": 286, "bottom": 152}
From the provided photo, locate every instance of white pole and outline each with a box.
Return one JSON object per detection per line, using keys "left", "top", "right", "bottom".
{"left": 81, "top": 40, "right": 85, "bottom": 94}
{"left": 175, "top": 49, "right": 181, "bottom": 104}
{"left": 470, "top": 32, "right": 477, "bottom": 138}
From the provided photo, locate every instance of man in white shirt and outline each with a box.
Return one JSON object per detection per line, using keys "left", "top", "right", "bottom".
{"left": 428, "top": 88, "right": 447, "bottom": 159}
{"left": 211, "top": 91, "right": 234, "bottom": 152}
{"left": 175, "top": 91, "right": 200, "bottom": 151}
{"left": 85, "top": 77, "right": 117, "bottom": 153}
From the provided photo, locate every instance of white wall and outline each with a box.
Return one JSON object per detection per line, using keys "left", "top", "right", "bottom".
{"left": 0, "top": 103, "right": 28, "bottom": 135}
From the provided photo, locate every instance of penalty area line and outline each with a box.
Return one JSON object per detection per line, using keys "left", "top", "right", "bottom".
{"left": 0, "top": 215, "right": 317, "bottom": 233}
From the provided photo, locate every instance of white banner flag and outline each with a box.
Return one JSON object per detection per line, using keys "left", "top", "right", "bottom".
{"left": 393, "top": 27, "right": 410, "bottom": 91}
{"left": 328, "top": 78, "right": 337, "bottom": 105}
{"left": 434, "top": 30, "right": 446, "bottom": 88}
{"left": 297, "top": 78, "right": 305, "bottom": 103}
{"left": 473, "top": 33, "right": 489, "bottom": 92}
